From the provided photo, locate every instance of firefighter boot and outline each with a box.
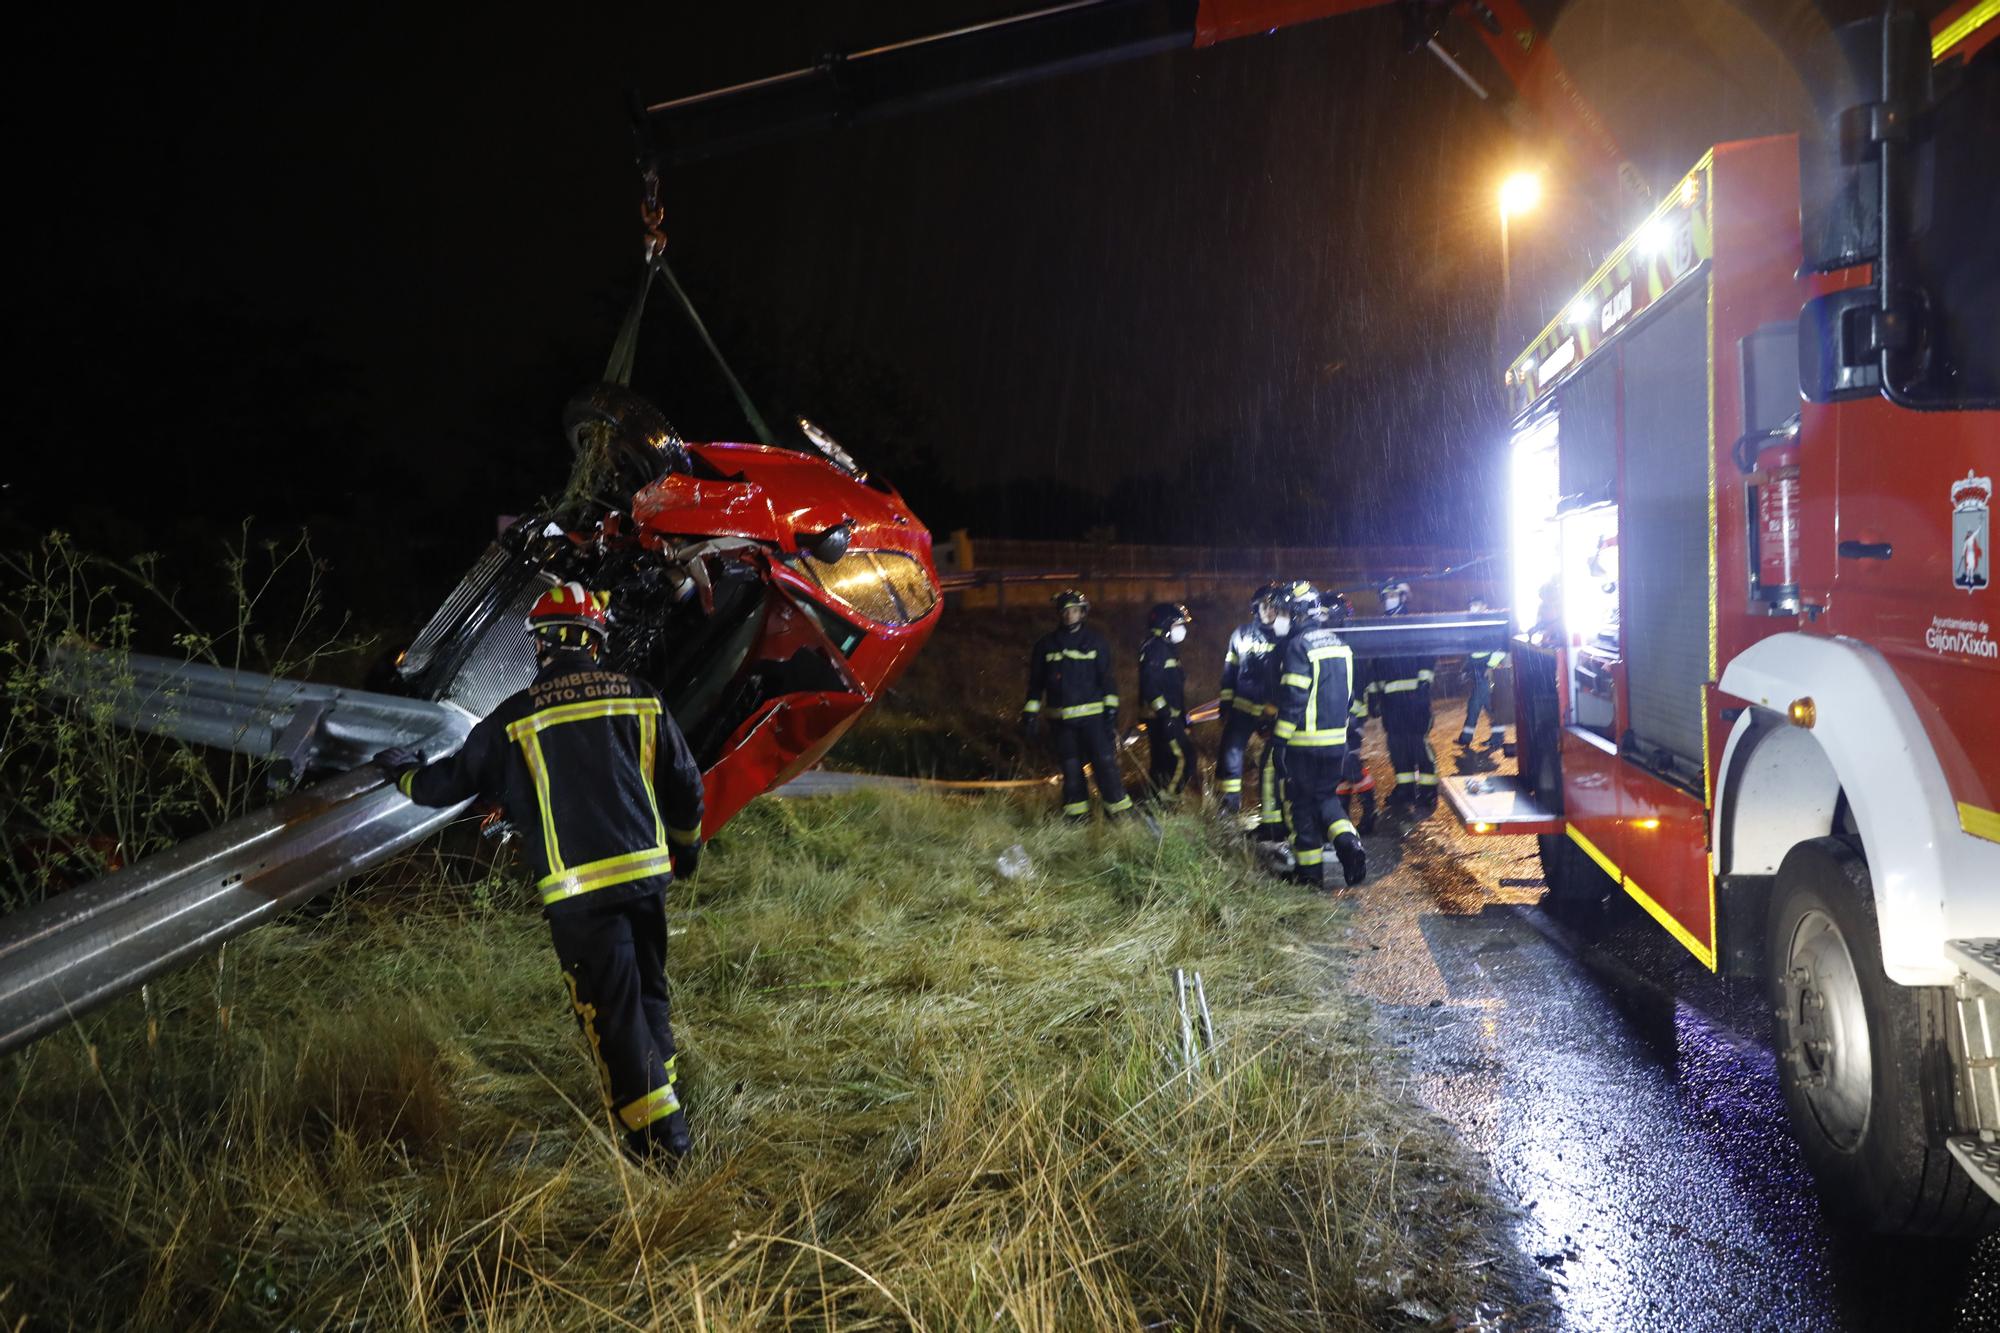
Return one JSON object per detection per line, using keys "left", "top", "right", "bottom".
{"left": 628, "top": 1105, "right": 692, "bottom": 1167}
{"left": 1333, "top": 829, "right": 1367, "bottom": 886}
{"left": 1284, "top": 860, "right": 1325, "bottom": 890}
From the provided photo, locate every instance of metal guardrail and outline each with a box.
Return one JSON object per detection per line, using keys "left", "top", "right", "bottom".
{"left": 0, "top": 654, "right": 477, "bottom": 1056}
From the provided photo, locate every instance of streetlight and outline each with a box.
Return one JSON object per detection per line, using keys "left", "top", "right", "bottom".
{"left": 1498, "top": 171, "right": 1541, "bottom": 306}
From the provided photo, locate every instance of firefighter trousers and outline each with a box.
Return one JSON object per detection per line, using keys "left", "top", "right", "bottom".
{"left": 1276, "top": 745, "right": 1357, "bottom": 886}
{"left": 1055, "top": 715, "right": 1133, "bottom": 817}
{"left": 546, "top": 884, "right": 687, "bottom": 1159}
{"left": 1459, "top": 670, "right": 1504, "bottom": 744}
{"left": 1146, "top": 716, "right": 1191, "bottom": 796}
{"left": 1215, "top": 709, "right": 1260, "bottom": 808}
{"left": 1381, "top": 697, "right": 1437, "bottom": 806}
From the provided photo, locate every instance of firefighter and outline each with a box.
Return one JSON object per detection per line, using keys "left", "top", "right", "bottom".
{"left": 1366, "top": 579, "right": 1439, "bottom": 815}
{"left": 1215, "top": 583, "right": 1282, "bottom": 823}
{"left": 1138, "top": 602, "right": 1193, "bottom": 798}
{"left": 1458, "top": 598, "right": 1509, "bottom": 750}
{"left": 374, "top": 582, "right": 704, "bottom": 1166}
{"left": 1022, "top": 589, "right": 1134, "bottom": 820}
{"left": 1269, "top": 581, "right": 1367, "bottom": 889}
{"left": 1327, "top": 592, "right": 1378, "bottom": 834}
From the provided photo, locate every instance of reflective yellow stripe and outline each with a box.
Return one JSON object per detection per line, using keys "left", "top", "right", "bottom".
{"left": 1935, "top": 1, "right": 1999, "bottom": 60}
{"left": 519, "top": 732, "right": 563, "bottom": 872}
{"left": 1231, "top": 697, "right": 1266, "bottom": 716}
{"left": 1150, "top": 695, "right": 1169, "bottom": 712}
{"left": 1273, "top": 719, "right": 1298, "bottom": 738}
{"left": 1219, "top": 778, "right": 1243, "bottom": 794}
{"left": 667, "top": 822, "right": 702, "bottom": 844}
{"left": 505, "top": 696, "right": 661, "bottom": 740}
{"left": 1059, "top": 649, "right": 1098, "bottom": 660}
{"left": 1023, "top": 700, "right": 1043, "bottom": 713}
{"left": 1104, "top": 797, "right": 1133, "bottom": 813}
{"left": 396, "top": 769, "right": 416, "bottom": 797}
{"left": 1163, "top": 658, "right": 1179, "bottom": 668}
{"left": 1380, "top": 679, "right": 1422, "bottom": 694}
{"left": 1168, "top": 738, "right": 1186, "bottom": 790}
{"left": 637, "top": 709, "right": 665, "bottom": 848}
{"left": 1307, "top": 645, "right": 1350, "bottom": 662}
{"left": 1417, "top": 669, "right": 1434, "bottom": 682}
{"left": 1280, "top": 673, "right": 1312, "bottom": 688}
{"left": 1295, "top": 848, "right": 1324, "bottom": 866}
{"left": 1961, "top": 803, "right": 2000, "bottom": 845}
{"left": 1219, "top": 689, "right": 1235, "bottom": 702}
{"left": 618, "top": 1081, "right": 681, "bottom": 1131}
{"left": 1416, "top": 773, "right": 1439, "bottom": 786}
{"left": 1058, "top": 701, "right": 1105, "bottom": 719}
{"left": 1329, "top": 819, "right": 1357, "bottom": 839}
{"left": 1103, "top": 695, "right": 1119, "bottom": 708}
{"left": 1287, "top": 730, "right": 1346, "bottom": 747}
{"left": 539, "top": 846, "right": 676, "bottom": 904}
{"left": 1063, "top": 800, "right": 1091, "bottom": 815}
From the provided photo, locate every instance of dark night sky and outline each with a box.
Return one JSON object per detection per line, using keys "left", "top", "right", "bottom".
{"left": 8, "top": 1, "right": 1877, "bottom": 608}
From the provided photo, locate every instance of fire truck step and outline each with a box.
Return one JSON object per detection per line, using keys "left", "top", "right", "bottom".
{"left": 1438, "top": 773, "right": 1564, "bottom": 837}
{"left": 1947, "top": 1136, "right": 2000, "bottom": 1206}
{"left": 1947, "top": 939, "right": 2000, "bottom": 994}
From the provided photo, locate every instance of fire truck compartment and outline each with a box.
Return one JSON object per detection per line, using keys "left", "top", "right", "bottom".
{"left": 1439, "top": 773, "right": 1563, "bottom": 836}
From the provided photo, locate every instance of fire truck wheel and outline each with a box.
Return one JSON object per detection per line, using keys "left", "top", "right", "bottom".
{"left": 1537, "top": 832, "right": 1610, "bottom": 907}
{"left": 1765, "top": 836, "right": 1995, "bottom": 1236}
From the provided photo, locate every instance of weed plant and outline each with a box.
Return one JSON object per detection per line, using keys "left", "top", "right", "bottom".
{"left": 3, "top": 790, "right": 1499, "bottom": 1330}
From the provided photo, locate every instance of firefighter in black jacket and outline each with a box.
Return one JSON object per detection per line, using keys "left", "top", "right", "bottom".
{"left": 1457, "top": 599, "right": 1508, "bottom": 750}
{"left": 375, "top": 582, "right": 705, "bottom": 1165}
{"left": 1023, "top": 589, "right": 1134, "bottom": 819}
{"left": 1138, "top": 602, "right": 1193, "bottom": 797}
{"left": 1215, "top": 584, "right": 1282, "bottom": 820}
{"left": 1365, "top": 579, "right": 1439, "bottom": 814}
{"left": 1269, "top": 581, "right": 1367, "bottom": 888}
{"left": 1328, "top": 593, "right": 1378, "bottom": 834}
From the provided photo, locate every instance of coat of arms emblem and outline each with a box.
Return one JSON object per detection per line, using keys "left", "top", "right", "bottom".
{"left": 1954, "top": 471, "right": 1991, "bottom": 592}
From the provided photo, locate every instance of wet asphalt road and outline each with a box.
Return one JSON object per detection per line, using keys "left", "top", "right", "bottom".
{"left": 1344, "top": 724, "right": 2000, "bottom": 1332}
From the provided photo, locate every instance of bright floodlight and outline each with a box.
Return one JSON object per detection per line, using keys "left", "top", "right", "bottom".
{"left": 1499, "top": 172, "right": 1542, "bottom": 217}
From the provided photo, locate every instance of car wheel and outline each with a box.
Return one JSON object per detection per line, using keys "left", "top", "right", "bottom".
{"left": 1765, "top": 836, "right": 1994, "bottom": 1235}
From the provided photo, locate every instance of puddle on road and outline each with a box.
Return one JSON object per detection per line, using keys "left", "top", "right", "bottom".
{"left": 1343, "top": 801, "right": 1996, "bottom": 1331}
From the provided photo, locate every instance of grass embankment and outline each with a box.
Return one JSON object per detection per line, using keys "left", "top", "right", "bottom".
{"left": 4, "top": 790, "right": 1499, "bottom": 1330}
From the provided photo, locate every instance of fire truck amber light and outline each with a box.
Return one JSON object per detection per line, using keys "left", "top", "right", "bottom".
{"left": 1472, "top": 821, "right": 1494, "bottom": 834}
{"left": 1634, "top": 817, "right": 1661, "bottom": 831}
{"left": 1788, "top": 697, "right": 1817, "bottom": 729}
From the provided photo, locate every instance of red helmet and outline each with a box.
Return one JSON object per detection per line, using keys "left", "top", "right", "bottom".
{"left": 526, "top": 581, "right": 610, "bottom": 647}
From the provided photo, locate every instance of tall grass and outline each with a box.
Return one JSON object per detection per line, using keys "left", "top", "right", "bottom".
{"left": 3, "top": 790, "right": 1499, "bottom": 1330}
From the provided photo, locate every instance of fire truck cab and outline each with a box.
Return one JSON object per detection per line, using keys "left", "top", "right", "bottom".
{"left": 1443, "top": 9, "right": 1999, "bottom": 1233}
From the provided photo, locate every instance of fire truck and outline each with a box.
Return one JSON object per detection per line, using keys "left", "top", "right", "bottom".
{"left": 1440, "top": 7, "right": 1999, "bottom": 1233}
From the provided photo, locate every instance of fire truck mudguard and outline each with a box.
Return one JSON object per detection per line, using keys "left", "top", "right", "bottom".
{"left": 1718, "top": 632, "right": 2000, "bottom": 987}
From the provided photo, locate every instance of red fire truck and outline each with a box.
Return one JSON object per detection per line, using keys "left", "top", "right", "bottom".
{"left": 1442, "top": 7, "right": 1999, "bottom": 1233}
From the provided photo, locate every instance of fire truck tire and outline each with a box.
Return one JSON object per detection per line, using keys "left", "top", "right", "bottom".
{"left": 1765, "top": 836, "right": 1995, "bottom": 1236}
{"left": 1538, "top": 832, "right": 1610, "bottom": 907}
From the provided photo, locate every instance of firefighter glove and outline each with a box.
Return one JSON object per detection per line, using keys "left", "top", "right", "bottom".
{"left": 1021, "top": 712, "right": 1041, "bottom": 741}
{"left": 670, "top": 837, "right": 702, "bottom": 880}
{"left": 373, "top": 745, "right": 423, "bottom": 774}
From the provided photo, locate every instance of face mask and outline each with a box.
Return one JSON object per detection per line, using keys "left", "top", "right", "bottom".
{"left": 1272, "top": 615, "right": 1292, "bottom": 637}
{"left": 1167, "top": 624, "right": 1186, "bottom": 644}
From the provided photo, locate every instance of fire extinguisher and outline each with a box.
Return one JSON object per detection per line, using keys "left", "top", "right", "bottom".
{"left": 1737, "top": 418, "right": 1801, "bottom": 614}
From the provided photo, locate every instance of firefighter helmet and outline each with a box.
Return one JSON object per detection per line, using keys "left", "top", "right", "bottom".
{"left": 1147, "top": 601, "right": 1192, "bottom": 634}
{"left": 526, "top": 581, "right": 611, "bottom": 651}
{"left": 1328, "top": 591, "right": 1353, "bottom": 626}
{"left": 1280, "top": 580, "right": 1328, "bottom": 625}
{"left": 1380, "top": 579, "right": 1412, "bottom": 614}
{"left": 1053, "top": 588, "right": 1089, "bottom": 626}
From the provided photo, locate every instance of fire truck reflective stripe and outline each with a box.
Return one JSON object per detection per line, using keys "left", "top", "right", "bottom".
{"left": 1063, "top": 800, "right": 1091, "bottom": 816}
{"left": 1104, "top": 797, "right": 1133, "bottom": 813}
{"left": 1280, "top": 673, "right": 1313, "bottom": 688}
{"left": 1961, "top": 803, "right": 2000, "bottom": 845}
{"left": 538, "top": 846, "right": 677, "bottom": 905}
{"left": 1057, "top": 702, "right": 1105, "bottom": 719}
{"left": 618, "top": 1081, "right": 682, "bottom": 1131}
{"left": 1274, "top": 719, "right": 1298, "bottom": 738}
{"left": 1295, "top": 847, "right": 1324, "bottom": 866}
{"left": 1934, "top": 0, "right": 2000, "bottom": 60}
{"left": 1022, "top": 700, "right": 1042, "bottom": 713}
{"left": 1566, "top": 823, "right": 1717, "bottom": 970}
